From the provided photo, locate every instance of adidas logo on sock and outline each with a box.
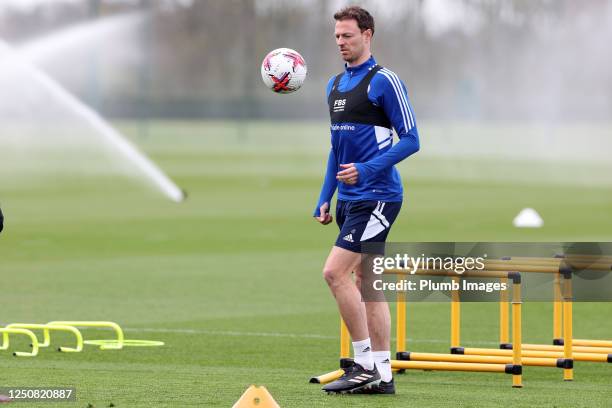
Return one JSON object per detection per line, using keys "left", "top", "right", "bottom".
{"left": 343, "top": 233, "right": 354, "bottom": 242}
{"left": 362, "top": 346, "right": 371, "bottom": 352}
{"left": 381, "top": 358, "right": 390, "bottom": 364}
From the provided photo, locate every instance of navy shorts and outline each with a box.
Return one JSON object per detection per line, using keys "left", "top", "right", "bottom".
{"left": 335, "top": 200, "right": 402, "bottom": 254}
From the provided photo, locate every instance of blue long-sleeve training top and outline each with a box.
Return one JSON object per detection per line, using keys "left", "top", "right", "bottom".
{"left": 314, "top": 56, "right": 420, "bottom": 217}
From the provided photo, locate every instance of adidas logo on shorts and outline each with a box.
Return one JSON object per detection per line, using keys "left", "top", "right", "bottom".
{"left": 343, "top": 233, "right": 354, "bottom": 243}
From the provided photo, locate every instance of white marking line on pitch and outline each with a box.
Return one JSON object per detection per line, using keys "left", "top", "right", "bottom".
{"left": 123, "top": 327, "right": 499, "bottom": 346}
{"left": 124, "top": 327, "right": 334, "bottom": 339}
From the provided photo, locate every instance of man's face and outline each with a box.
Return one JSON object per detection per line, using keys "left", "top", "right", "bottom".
{"left": 334, "top": 19, "right": 371, "bottom": 64}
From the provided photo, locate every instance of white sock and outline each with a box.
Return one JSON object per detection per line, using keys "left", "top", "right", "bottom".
{"left": 352, "top": 338, "right": 374, "bottom": 370}
{"left": 373, "top": 351, "right": 392, "bottom": 382}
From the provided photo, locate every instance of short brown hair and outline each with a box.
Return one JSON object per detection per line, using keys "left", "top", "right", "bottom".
{"left": 334, "top": 6, "right": 375, "bottom": 36}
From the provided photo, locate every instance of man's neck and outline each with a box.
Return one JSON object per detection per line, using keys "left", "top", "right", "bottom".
{"left": 347, "top": 52, "right": 372, "bottom": 68}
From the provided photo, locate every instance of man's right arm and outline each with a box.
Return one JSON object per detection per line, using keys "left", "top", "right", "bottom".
{"left": 313, "top": 148, "right": 338, "bottom": 217}
{"left": 314, "top": 75, "right": 340, "bottom": 220}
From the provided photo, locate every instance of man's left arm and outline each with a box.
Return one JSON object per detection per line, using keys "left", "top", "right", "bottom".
{"left": 344, "top": 72, "right": 420, "bottom": 182}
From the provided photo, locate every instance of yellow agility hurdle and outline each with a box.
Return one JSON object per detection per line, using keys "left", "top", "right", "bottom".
{"left": 391, "top": 269, "right": 524, "bottom": 388}
{"left": 469, "top": 256, "right": 612, "bottom": 380}
{"left": 48, "top": 321, "right": 124, "bottom": 350}
{"left": 551, "top": 255, "right": 612, "bottom": 349}
{"left": 455, "top": 262, "right": 574, "bottom": 380}
{"left": 0, "top": 327, "right": 39, "bottom": 357}
{"left": 489, "top": 256, "right": 612, "bottom": 360}
{"left": 6, "top": 323, "right": 83, "bottom": 352}
{"left": 399, "top": 256, "right": 574, "bottom": 380}
{"left": 47, "top": 321, "right": 164, "bottom": 349}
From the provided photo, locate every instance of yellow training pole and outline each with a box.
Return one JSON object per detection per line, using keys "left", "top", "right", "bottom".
{"left": 395, "top": 282, "right": 407, "bottom": 374}
{"left": 555, "top": 254, "right": 612, "bottom": 263}
{"left": 519, "top": 344, "right": 612, "bottom": 354}
{"left": 0, "top": 331, "right": 8, "bottom": 350}
{"left": 571, "top": 339, "right": 612, "bottom": 348}
{"left": 483, "top": 264, "right": 561, "bottom": 274}
{"left": 499, "top": 277, "right": 509, "bottom": 345}
{"left": 309, "top": 319, "right": 350, "bottom": 384}
{"left": 562, "top": 275, "right": 573, "bottom": 381}
{"left": 391, "top": 360, "right": 508, "bottom": 373}
{"left": 511, "top": 276, "right": 523, "bottom": 388}
{"left": 450, "top": 276, "right": 460, "bottom": 348}
{"left": 340, "top": 318, "right": 350, "bottom": 358}
{"left": 486, "top": 258, "right": 612, "bottom": 270}
{"left": 396, "top": 281, "right": 406, "bottom": 354}
{"left": 515, "top": 255, "right": 612, "bottom": 262}
{"left": 311, "top": 369, "right": 344, "bottom": 384}
{"left": 460, "top": 347, "right": 608, "bottom": 362}
{"left": 553, "top": 274, "right": 563, "bottom": 343}
{"left": 406, "top": 351, "right": 559, "bottom": 367}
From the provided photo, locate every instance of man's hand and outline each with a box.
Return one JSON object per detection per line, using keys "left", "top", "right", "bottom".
{"left": 337, "top": 163, "right": 359, "bottom": 185}
{"left": 314, "top": 202, "right": 333, "bottom": 225}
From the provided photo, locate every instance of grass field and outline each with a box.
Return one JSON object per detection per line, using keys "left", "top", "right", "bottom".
{"left": 1, "top": 120, "right": 612, "bottom": 407}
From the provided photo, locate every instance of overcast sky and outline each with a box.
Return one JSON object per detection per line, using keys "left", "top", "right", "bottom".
{"left": 0, "top": 0, "right": 81, "bottom": 13}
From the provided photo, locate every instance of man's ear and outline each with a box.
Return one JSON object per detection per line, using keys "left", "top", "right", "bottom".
{"left": 363, "top": 29, "right": 373, "bottom": 44}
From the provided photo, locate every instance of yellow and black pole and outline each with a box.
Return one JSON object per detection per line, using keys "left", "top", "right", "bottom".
{"left": 499, "top": 277, "right": 510, "bottom": 346}
{"left": 495, "top": 272, "right": 523, "bottom": 386}
{"left": 450, "top": 276, "right": 461, "bottom": 349}
{"left": 562, "top": 269, "right": 574, "bottom": 381}
{"left": 396, "top": 274, "right": 407, "bottom": 372}
{"left": 340, "top": 318, "right": 350, "bottom": 359}
{"left": 511, "top": 272, "right": 523, "bottom": 388}
{"left": 553, "top": 273, "right": 563, "bottom": 345}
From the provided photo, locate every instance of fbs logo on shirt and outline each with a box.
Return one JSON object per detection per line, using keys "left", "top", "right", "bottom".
{"left": 333, "top": 98, "right": 347, "bottom": 112}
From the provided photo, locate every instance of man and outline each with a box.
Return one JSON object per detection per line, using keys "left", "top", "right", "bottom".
{"left": 313, "top": 6, "right": 420, "bottom": 395}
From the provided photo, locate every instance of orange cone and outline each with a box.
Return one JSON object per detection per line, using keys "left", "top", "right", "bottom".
{"left": 232, "top": 385, "right": 280, "bottom": 408}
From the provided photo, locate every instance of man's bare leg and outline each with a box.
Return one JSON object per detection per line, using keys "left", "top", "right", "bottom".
{"left": 365, "top": 302, "right": 390, "bottom": 351}
{"left": 323, "top": 246, "right": 373, "bottom": 369}
{"left": 355, "top": 260, "right": 393, "bottom": 382}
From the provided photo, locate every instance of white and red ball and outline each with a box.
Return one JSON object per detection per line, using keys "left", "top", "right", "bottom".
{"left": 261, "top": 48, "right": 307, "bottom": 94}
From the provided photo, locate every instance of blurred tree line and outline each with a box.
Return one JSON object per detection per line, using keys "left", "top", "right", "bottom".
{"left": 1, "top": 0, "right": 610, "bottom": 121}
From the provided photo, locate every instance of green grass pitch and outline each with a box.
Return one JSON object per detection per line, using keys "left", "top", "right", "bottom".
{"left": 1, "top": 120, "right": 611, "bottom": 407}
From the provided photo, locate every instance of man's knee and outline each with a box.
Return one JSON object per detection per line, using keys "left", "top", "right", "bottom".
{"left": 323, "top": 247, "right": 361, "bottom": 288}
{"left": 322, "top": 265, "right": 339, "bottom": 287}
{"left": 323, "top": 265, "right": 352, "bottom": 289}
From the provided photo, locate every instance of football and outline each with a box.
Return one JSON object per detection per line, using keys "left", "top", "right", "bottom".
{"left": 260, "top": 48, "right": 307, "bottom": 94}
